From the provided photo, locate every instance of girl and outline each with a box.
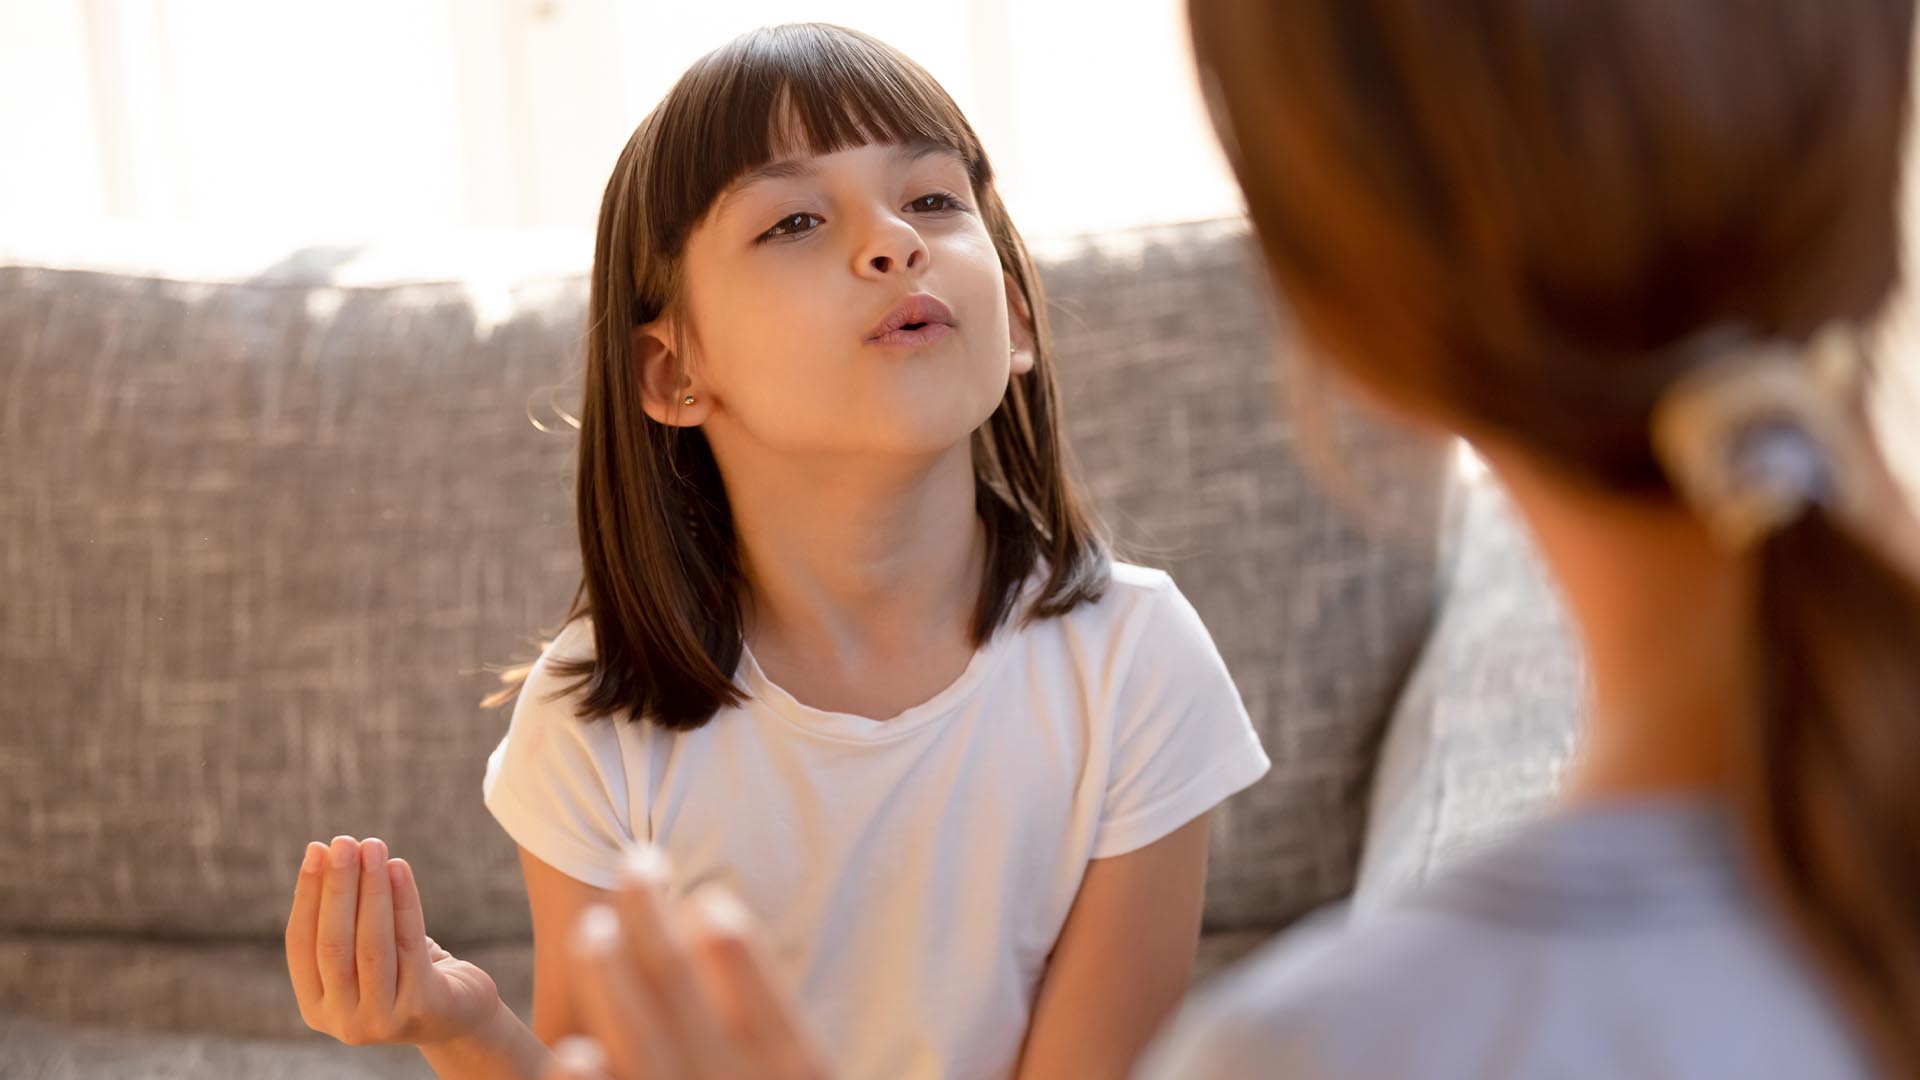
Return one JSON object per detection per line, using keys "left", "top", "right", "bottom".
{"left": 283, "top": 22, "right": 1270, "bottom": 1080}
{"left": 541, "top": 3, "right": 1920, "bottom": 1079}
{"left": 1142, "top": 0, "right": 1920, "bottom": 1077}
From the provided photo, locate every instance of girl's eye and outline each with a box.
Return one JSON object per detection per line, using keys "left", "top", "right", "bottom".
{"left": 760, "top": 212, "right": 823, "bottom": 241}
{"left": 908, "top": 192, "right": 967, "bottom": 214}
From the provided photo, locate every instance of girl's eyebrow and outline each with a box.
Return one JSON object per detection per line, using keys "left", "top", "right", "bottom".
{"left": 893, "top": 141, "right": 963, "bottom": 168}
{"left": 738, "top": 158, "right": 821, "bottom": 188}
{"left": 718, "top": 142, "right": 964, "bottom": 217}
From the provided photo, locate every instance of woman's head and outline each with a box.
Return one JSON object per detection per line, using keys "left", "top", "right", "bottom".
{"left": 549, "top": 23, "right": 1107, "bottom": 729}
{"left": 1189, "top": 0, "right": 1911, "bottom": 476}
{"left": 1188, "top": 0, "right": 1920, "bottom": 1069}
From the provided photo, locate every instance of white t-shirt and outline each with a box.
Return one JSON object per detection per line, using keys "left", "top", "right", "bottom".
{"left": 482, "top": 561, "right": 1271, "bottom": 1080}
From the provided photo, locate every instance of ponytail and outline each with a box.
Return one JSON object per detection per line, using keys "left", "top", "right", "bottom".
{"left": 1651, "top": 325, "right": 1920, "bottom": 1077}
{"left": 1748, "top": 504, "right": 1920, "bottom": 1076}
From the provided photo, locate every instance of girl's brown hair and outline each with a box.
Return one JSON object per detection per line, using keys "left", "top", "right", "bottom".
{"left": 1189, "top": 0, "right": 1920, "bottom": 1072}
{"left": 491, "top": 23, "right": 1109, "bottom": 730}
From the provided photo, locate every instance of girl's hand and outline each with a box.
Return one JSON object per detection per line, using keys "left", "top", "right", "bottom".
{"left": 285, "top": 835, "right": 503, "bottom": 1048}
{"left": 539, "top": 848, "right": 830, "bottom": 1080}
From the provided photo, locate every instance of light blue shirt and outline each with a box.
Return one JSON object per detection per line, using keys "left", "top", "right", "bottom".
{"left": 1139, "top": 797, "right": 1873, "bottom": 1079}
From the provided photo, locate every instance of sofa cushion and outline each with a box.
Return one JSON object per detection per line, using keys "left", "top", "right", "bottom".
{"left": 0, "top": 933, "right": 534, "bottom": 1041}
{"left": 0, "top": 1013, "right": 433, "bottom": 1080}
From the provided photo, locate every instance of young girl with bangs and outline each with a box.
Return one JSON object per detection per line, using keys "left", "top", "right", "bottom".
{"left": 282, "top": 22, "right": 1269, "bottom": 1080}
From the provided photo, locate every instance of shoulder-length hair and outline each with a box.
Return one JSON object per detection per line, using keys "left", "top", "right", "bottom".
{"left": 492, "top": 23, "right": 1109, "bottom": 729}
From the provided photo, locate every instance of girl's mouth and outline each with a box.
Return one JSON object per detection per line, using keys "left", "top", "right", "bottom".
{"left": 865, "top": 293, "right": 957, "bottom": 345}
{"left": 867, "top": 322, "right": 954, "bottom": 348}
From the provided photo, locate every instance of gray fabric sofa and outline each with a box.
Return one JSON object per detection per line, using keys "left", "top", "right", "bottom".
{"left": 0, "top": 219, "right": 1583, "bottom": 1078}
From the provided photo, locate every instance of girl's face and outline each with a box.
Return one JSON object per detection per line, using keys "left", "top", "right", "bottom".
{"left": 650, "top": 138, "right": 1033, "bottom": 461}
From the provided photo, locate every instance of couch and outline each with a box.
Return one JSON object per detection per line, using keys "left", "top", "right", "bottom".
{"left": 0, "top": 218, "right": 1584, "bottom": 1077}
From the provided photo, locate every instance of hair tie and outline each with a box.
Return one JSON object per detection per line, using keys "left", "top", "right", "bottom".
{"left": 1650, "top": 321, "right": 1870, "bottom": 551}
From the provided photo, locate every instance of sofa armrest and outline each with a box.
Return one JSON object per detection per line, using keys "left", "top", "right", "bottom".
{"left": 1351, "top": 470, "right": 1586, "bottom": 910}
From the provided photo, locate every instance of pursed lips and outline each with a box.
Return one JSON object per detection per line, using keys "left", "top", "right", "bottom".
{"left": 865, "top": 294, "right": 956, "bottom": 347}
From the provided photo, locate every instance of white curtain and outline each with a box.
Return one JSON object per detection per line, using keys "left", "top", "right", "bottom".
{"left": 0, "top": 0, "right": 1244, "bottom": 242}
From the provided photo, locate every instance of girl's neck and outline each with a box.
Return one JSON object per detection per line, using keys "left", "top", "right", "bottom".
{"left": 719, "top": 439, "right": 987, "bottom": 666}
{"left": 1480, "top": 445, "right": 1756, "bottom": 807}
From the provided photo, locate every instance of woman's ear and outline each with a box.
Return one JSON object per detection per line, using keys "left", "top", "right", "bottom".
{"left": 1004, "top": 271, "right": 1037, "bottom": 376}
{"left": 634, "top": 318, "right": 712, "bottom": 426}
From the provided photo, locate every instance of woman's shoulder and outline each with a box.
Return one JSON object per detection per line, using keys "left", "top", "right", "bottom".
{"left": 1146, "top": 802, "right": 1868, "bottom": 1080}
{"left": 1141, "top": 899, "right": 1548, "bottom": 1080}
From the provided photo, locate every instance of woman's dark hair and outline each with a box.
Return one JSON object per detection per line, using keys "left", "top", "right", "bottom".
{"left": 1189, "top": 0, "right": 1920, "bottom": 1072}
{"left": 490, "top": 23, "right": 1109, "bottom": 729}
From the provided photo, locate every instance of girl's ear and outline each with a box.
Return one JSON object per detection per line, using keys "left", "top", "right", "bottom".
{"left": 634, "top": 318, "right": 713, "bottom": 427}
{"left": 1004, "top": 271, "right": 1037, "bottom": 376}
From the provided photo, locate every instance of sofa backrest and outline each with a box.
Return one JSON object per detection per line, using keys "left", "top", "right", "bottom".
{"left": 0, "top": 219, "right": 1450, "bottom": 944}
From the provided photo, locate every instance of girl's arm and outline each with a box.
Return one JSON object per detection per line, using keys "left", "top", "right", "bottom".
{"left": 415, "top": 999, "right": 553, "bottom": 1079}
{"left": 415, "top": 846, "right": 614, "bottom": 1077}
{"left": 516, "top": 845, "right": 617, "bottom": 1044}
{"left": 1012, "top": 815, "right": 1214, "bottom": 1080}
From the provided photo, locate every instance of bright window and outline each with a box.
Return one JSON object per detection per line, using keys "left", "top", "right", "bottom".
{"left": 0, "top": 0, "right": 1244, "bottom": 243}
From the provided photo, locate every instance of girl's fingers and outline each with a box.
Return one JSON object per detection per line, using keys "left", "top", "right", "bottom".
{"left": 685, "top": 885, "right": 818, "bottom": 1062}
{"left": 542, "top": 1036, "right": 613, "bottom": 1080}
{"left": 570, "top": 905, "right": 674, "bottom": 1078}
{"left": 285, "top": 841, "right": 328, "bottom": 1009}
{"left": 388, "top": 857, "right": 433, "bottom": 1002}
{"left": 315, "top": 836, "right": 363, "bottom": 1007}
{"left": 613, "top": 849, "right": 730, "bottom": 1071}
{"left": 355, "top": 838, "right": 399, "bottom": 1015}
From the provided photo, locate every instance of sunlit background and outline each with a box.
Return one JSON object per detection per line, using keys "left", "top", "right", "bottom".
{"left": 0, "top": 0, "right": 1243, "bottom": 245}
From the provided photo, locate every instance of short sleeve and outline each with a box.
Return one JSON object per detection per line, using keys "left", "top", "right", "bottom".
{"left": 482, "top": 621, "right": 642, "bottom": 890}
{"left": 1091, "top": 580, "right": 1271, "bottom": 859}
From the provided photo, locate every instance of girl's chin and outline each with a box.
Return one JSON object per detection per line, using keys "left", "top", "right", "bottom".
{"left": 857, "top": 406, "right": 1005, "bottom": 461}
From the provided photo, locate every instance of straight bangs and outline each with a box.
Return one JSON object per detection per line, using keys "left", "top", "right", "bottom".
{"left": 635, "top": 23, "right": 993, "bottom": 309}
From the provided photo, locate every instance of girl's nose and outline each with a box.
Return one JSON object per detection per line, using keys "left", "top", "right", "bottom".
{"left": 857, "top": 217, "right": 928, "bottom": 277}
{"left": 867, "top": 249, "right": 922, "bottom": 274}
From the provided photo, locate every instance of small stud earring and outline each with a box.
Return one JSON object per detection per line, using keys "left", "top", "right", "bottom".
{"left": 682, "top": 395, "right": 696, "bottom": 406}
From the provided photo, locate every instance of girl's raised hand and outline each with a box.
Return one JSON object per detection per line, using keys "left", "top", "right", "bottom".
{"left": 539, "top": 847, "right": 830, "bottom": 1080}
{"left": 285, "top": 836, "right": 503, "bottom": 1048}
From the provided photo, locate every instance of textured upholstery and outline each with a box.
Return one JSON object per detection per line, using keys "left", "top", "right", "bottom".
{"left": 1352, "top": 472, "right": 1585, "bottom": 910}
